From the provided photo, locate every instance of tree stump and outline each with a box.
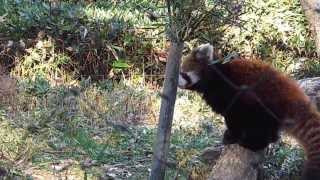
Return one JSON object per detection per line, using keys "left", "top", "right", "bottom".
{"left": 200, "top": 77, "right": 320, "bottom": 180}
{"left": 298, "top": 77, "right": 320, "bottom": 109}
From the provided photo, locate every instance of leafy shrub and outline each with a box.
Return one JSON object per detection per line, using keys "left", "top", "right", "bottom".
{"left": 13, "top": 39, "right": 73, "bottom": 83}
{"left": 293, "top": 58, "right": 320, "bottom": 79}
{"left": 221, "top": 0, "right": 319, "bottom": 74}
{"left": 260, "top": 141, "right": 304, "bottom": 179}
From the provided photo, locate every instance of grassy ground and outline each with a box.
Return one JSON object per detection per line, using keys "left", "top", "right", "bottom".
{"left": 0, "top": 72, "right": 305, "bottom": 180}
{"left": 0, "top": 76, "right": 223, "bottom": 179}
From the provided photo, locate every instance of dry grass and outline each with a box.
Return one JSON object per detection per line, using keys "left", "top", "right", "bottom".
{"left": 0, "top": 66, "right": 17, "bottom": 107}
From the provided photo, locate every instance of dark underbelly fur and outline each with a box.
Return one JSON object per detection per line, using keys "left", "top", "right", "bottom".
{"left": 197, "top": 80, "right": 280, "bottom": 151}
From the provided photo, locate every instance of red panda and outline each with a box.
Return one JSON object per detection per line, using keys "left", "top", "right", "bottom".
{"left": 178, "top": 43, "right": 320, "bottom": 180}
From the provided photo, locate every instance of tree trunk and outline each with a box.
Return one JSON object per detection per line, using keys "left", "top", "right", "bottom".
{"left": 150, "top": 42, "right": 184, "bottom": 180}
{"left": 300, "top": 0, "right": 320, "bottom": 55}
{"left": 200, "top": 77, "right": 320, "bottom": 180}
{"left": 298, "top": 77, "right": 320, "bottom": 109}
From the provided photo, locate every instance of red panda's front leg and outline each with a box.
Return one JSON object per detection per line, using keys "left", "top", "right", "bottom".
{"left": 222, "top": 116, "right": 245, "bottom": 145}
{"left": 222, "top": 129, "right": 241, "bottom": 145}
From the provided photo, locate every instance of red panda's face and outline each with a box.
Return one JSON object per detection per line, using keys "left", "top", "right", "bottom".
{"left": 178, "top": 43, "right": 214, "bottom": 89}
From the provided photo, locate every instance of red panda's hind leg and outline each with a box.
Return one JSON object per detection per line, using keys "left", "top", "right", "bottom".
{"left": 222, "top": 126, "right": 273, "bottom": 151}
{"left": 224, "top": 113, "right": 280, "bottom": 151}
{"left": 237, "top": 128, "right": 278, "bottom": 151}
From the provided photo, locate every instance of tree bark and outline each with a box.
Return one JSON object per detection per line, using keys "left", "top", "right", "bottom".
{"left": 150, "top": 42, "right": 184, "bottom": 180}
{"left": 200, "top": 77, "right": 320, "bottom": 180}
{"left": 300, "top": 0, "right": 320, "bottom": 55}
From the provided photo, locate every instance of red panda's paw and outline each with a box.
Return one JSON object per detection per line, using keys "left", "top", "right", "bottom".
{"left": 222, "top": 129, "right": 239, "bottom": 145}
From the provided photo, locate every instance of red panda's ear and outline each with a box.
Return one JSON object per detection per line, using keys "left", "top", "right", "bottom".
{"left": 195, "top": 43, "right": 214, "bottom": 62}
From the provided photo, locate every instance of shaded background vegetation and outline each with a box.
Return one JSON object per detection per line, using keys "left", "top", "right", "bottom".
{"left": 0, "top": 0, "right": 319, "bottom": 179}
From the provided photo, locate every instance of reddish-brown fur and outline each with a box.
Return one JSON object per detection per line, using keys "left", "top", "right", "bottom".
{"left": 180, "top": 49, "right": 320, "bottom": 179}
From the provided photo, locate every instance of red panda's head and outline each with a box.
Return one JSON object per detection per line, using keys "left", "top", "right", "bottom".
{"left": 178, "top": 43, "right": 214, "bottom": 89}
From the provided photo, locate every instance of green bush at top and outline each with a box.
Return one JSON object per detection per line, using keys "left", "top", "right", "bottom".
{"left": 221, "top": 0, "right": 318, "bottom": 74}
{"left": 1, "top": 0, "right": 167, "bottom": 82}
{"left": 1, "top": 0, "right": 320, "bottom": 81}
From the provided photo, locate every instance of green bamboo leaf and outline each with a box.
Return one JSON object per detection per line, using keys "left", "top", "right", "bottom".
{"left": 112, "top": 60, "right": 130, "bottom": 69}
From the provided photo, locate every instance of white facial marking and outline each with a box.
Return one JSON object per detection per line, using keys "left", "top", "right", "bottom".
{"left": 197, "top": 43, "right": 214, "bottom": 61}
{"left": 178, "top": 74, "right": 188, "bottom": 88}
{"left": 187, "top": 71, "right": 200, "bottom": 85}
{"left": 178, "top": 71, "right": 200, "bottom": 89}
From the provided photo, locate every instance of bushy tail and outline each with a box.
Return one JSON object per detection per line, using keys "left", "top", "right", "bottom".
{"left": 289, "top": 110, "right": 320, "bottom": 180}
